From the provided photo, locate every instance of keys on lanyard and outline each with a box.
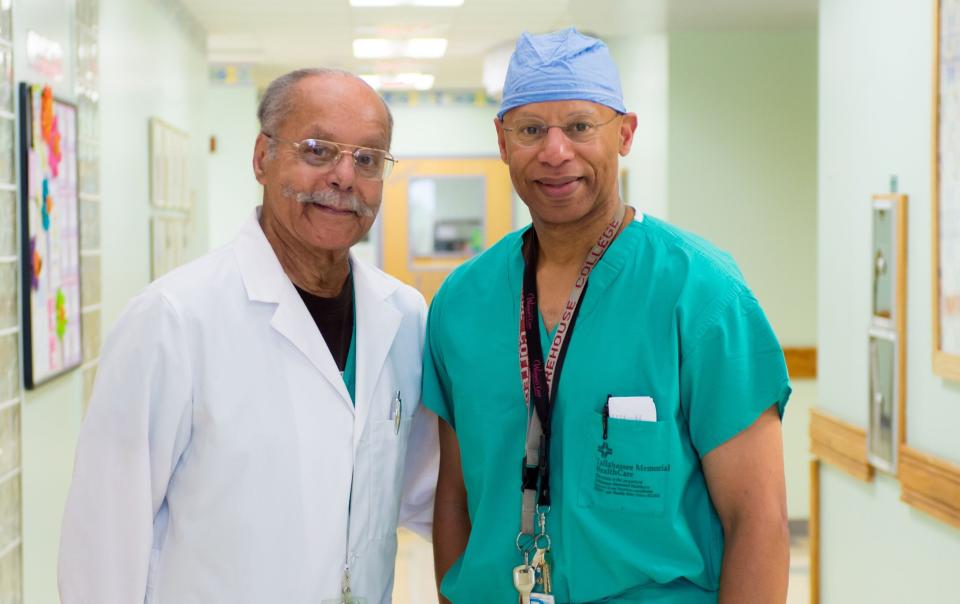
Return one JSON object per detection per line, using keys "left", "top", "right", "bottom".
{"left": 513, "top": 553, "right": 536, "bottom": 604}
{"left": 515, "top": 511, "right": 553, "bottom": 603}
{"left": 531, "top": 547, "right": 553, "bottom": 595}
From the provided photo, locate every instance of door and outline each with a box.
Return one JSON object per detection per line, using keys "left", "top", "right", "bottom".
{"left": 382, "top": 158, "right": 514, "bottom": 303}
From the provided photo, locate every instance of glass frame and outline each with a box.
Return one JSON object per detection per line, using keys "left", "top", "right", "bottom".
{"left": 867, "top": 327, "right": 899, "bottom": 473}
{"left": 406, "top": 174, "right": 487, "bottom": 263}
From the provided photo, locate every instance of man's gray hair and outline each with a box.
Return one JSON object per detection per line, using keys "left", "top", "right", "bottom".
{"left": 257, "top": 68, "right": 394, "bottom": 153}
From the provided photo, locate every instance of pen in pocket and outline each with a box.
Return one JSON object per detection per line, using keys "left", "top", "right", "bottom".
{"left": 392, "top": 390, "right": 402, "bottom": 435}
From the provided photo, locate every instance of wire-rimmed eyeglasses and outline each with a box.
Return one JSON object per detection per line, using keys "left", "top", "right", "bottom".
{"left": 501, "top": 115, "right": 621, "bottom": 147}
{"left": 263, "top": 133, "right": 397, "bottom": 180}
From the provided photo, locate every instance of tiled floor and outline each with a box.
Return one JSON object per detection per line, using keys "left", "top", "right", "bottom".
{"left": 393, "top": 529, "right": 440, "bottom": 604}
{"left": 787, "top": 536, "right": 811, "bottom": 604}
{"left": 394, "top": 529, "right": 812, "bottom": 604}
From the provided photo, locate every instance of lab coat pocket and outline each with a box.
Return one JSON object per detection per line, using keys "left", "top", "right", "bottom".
{"left": 365, "top": 416, "right": 414, "bottom": 541}
{"left": 578, "top": 413, "right": 672, "bottom": 516}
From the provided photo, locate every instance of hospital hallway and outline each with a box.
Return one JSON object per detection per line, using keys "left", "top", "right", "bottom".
{"left": 1, "top": 0, "right": 960, "bottom": 602}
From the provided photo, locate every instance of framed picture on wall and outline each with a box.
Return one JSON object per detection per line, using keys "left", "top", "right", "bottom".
{"left": 932, "top": 0, "right": 960, "bottom": 380}
{"left": 149, "top": 117, "right": 191, "bottom": 210}
{"left": 18, "top": 82, "right": 82, "bottom": 389}
{"left": 151, "top": 214, "right": 190, "bottom": 280}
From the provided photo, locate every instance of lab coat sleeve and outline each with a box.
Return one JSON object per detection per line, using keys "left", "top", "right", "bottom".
{"left": 420, "top": 283, "right": 454, "bottom": 428}
{"left": 398, "top": 404, "right": 440, "bottom": 539}
{"left": 398, "top": 295, "right": 439, "bottom": 539}
{"left": 58, "top": 289, "right": 193, "bottom": 604}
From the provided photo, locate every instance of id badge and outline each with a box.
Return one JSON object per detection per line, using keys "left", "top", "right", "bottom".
{"left": 531, "top": 595, "right": 555, "bottom": 604}
{"left": 320, "top": 597, "right": 367, "bottom": 604}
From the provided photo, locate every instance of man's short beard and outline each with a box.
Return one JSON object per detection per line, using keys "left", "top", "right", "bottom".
{"left": 281, "top": 184, "right": 374, "bottom": 217}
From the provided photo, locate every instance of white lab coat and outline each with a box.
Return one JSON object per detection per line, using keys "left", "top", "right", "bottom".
{"left": 58, "top": 210, "right": 440, "bottom": 604}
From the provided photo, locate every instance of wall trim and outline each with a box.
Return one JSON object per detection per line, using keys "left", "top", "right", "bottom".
{"left": 809, "top": 408, "right": 874, "bottom": 482}
{"left": 899, "top": 445, "right": 960, "bottom": 530}
{"left": 784, "top": 347, "right": 817, "bottom": 378}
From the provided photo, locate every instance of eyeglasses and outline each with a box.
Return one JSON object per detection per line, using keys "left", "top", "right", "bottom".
{"left": 263, "top": 133, "right": 397, "bottom": 180}
{"left": 501, "top": 114, "right": 621, "bottom": 147}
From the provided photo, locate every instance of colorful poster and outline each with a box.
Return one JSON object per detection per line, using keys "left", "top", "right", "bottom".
{"left": 19, "top": 83, "right": 81, "bottom": 388}
{"left": 933, "top": 0, "right": 960, "bottom": 380}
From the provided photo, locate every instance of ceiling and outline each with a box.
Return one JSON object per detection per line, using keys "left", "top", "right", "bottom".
{"left": 182, "top": 0, "right": 818, "bottom": 89}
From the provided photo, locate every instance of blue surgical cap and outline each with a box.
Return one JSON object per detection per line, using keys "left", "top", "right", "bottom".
{"left": 497, "top": 28, "right": 626, "bottom": 119}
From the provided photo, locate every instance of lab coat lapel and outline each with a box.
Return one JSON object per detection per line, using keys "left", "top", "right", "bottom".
{"left": 350, "top": 256, "right": 401, "bottom": 446}
{"left": 234, "top": 210, "right": 354, "bottom": 411}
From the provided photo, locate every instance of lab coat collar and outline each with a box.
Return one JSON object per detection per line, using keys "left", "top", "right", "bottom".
{"left": 233, "top": 208, "right": 402, "bottom": 431}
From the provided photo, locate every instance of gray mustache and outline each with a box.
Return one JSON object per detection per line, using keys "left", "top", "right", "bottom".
{"left": 283, "top": 186, "right": 373, "bottom": 217}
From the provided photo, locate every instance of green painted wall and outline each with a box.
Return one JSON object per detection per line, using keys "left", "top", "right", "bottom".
{"left": 668, "top": 30, "right": 819, "bottom": 519}
{"left": 207, "top": 83, "right": 260, "bottom": 249}
{"left": 817, "top": 0, "right": 960, "bottom": 600}
{"left": 608, "top": 34, "right": 669, "bottom": 220}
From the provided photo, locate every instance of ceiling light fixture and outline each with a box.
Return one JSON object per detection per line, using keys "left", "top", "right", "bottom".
{"left": 353, "top": 38, "right": 448, "bottom": 59}
{"left": 406, "top": 38, "right": 448, "bottom": 58}
{"left": 350, "top": 0, "right": 464, "bottom": 7}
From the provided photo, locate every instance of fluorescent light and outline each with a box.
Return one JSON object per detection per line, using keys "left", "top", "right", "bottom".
{"left": 353, "top": 38, "right": 447, "bottom": 59}
{"left": 360, "top": 73, "right": 435, "bottom": 91}
{"left": 352, "top": 39, "right": 393, "bottom": 59}
{"left": 397, "top": 72, "right": 435, "bottom": 90}
{"left": 351, "top": 0, "right": 463, "bottom": 6}
{"left": 407, "top": 38, "right": 448, "bottom": 58}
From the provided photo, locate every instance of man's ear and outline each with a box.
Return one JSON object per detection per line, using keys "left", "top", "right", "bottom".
{"left": 494, "top": 117, "right": 509, "bottom": 164}
{"left": 252, "top": 133, "right": 270, "bottom": 185}
{"left": 618, "top": 112, "right": 639, "bottom": 157}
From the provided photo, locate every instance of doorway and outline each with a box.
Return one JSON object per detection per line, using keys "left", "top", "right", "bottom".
{"left": 381, "top": 158, "right": 514, "bottom": 302}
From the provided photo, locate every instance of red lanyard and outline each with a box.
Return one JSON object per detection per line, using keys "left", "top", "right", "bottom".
{"left": 517, "top": 204, "right": 626, "bottom": 537}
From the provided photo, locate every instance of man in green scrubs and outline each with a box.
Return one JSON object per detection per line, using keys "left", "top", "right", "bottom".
{"left": 423, "top": 29, "right": 792, "bottom": 603}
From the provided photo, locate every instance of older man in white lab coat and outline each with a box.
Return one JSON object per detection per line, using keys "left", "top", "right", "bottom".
{"left": 58, "top": 68, "right": 439, "bottom": 604}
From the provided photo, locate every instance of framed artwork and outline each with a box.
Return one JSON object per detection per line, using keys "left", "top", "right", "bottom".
{"left": 18, "top": 83, "right": 82, "bottom": 389}
{"left": 933, "top": 0, "right": 960, "bottom": 380}
{"left": 149, "top": 117, "right": 191, "bottom": 210}
{"left": 150, "top": 214, "right": 189, "bottom": 280}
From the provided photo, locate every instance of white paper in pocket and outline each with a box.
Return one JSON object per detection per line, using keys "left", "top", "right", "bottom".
{"left": 608, "top": 396, "right": 657, "bottom": 422}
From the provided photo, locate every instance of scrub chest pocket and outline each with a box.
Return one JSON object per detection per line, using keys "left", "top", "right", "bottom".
{"left": 578, "top": 413, "right": 672, "bottom": 516}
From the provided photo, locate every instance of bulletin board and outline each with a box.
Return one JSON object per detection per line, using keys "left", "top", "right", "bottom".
{"left": 18, "top": 83, "right": 82, "bottom": 389}
{"left": 934, "top": 0, "right": 960, "bottom": 380}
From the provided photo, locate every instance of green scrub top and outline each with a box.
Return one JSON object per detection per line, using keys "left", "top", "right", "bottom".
{"left": 422, "top": 214, "right": 791, "bottom": 604}
{"left": 344, "top": 307, "right": 357, "bottom": 403}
